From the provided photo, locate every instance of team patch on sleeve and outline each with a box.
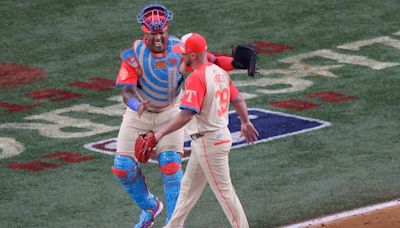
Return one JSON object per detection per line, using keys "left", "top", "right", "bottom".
{"left": 120, "top": 49, "right": 138, "bottom": 68}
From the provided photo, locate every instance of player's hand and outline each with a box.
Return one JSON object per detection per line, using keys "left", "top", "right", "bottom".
{"left": 240, "top": 121, "right": 259, "bottom": 144}
{"left": 136, "top": 100, "right": 149, "bottom": 118}
{"left": 154, "top": 132, "right": 162, "bottom": 143}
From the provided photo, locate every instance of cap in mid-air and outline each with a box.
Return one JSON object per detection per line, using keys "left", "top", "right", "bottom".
{"left": 172, "top": 33, "right": 208, "bottom": 54}
{"left": 137, "top": 3, "right": 173, "bottom": 32}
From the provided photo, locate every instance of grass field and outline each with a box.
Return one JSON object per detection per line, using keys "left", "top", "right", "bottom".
{"left": 1, "top": 0, "right": 400, "bottom": 227}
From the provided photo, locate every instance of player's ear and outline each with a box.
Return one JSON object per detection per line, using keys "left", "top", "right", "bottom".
{"left": 190, "top": 53, "right": 197, "bottom": 60}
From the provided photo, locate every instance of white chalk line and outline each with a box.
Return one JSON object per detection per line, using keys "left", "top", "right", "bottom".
{"left": 282, "top": 198, "right": 400, "bottom": 228}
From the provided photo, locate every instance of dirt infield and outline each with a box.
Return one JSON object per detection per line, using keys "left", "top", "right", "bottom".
{"left": 307, "top": 204, "right": 400, "bottom": 228}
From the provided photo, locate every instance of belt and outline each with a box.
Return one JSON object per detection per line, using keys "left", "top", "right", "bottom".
{"left": 190, "top": 132, "right": 205, "bottom": 140}
{"left": 145, "top": 109, "right": 161, "bottom": 113}
{"left": 144, "top": 104, "right": 175, "bottom": 113}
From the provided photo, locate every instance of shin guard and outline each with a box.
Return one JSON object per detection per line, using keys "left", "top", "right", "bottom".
{"left": 112, "top": 155, "right": 157, "bottom": 211}
{"left": 158, "top": 151, "right": 183, "bottom": 223}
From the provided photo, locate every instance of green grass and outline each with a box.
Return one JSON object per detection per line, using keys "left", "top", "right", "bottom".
{"left": 1, "top": 0, "right": 400, "bottom": 227}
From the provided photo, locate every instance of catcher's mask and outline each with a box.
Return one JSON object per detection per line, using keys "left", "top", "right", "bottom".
{"left": 137, "top": 4, "right": 173, "bottom": 32}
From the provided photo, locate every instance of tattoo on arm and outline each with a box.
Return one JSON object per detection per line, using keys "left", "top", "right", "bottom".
{"left": 121, "top": 86, "right": 137, "bottom": 104}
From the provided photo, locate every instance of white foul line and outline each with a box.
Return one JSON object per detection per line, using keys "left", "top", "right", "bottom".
{"left": 282, "top": 199, "right": 400, "bottom": 228}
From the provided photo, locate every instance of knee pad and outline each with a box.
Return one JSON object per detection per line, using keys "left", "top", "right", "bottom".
{"left": 112, "top": 155, "right": 140, "bottom": 181}
{"left": 158, "top": 151, "right": 183, "bottom": 180}
{"left": 111, "top": 155, "right": 157, "bottom": 210}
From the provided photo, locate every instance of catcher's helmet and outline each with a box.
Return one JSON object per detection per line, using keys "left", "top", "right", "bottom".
{"left": 137, "top": 4, "right": 173, "bottom": 32}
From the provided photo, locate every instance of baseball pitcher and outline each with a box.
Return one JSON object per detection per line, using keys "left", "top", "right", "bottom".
{"left": 136, "top": 33, "right": 259, "bottom": 228}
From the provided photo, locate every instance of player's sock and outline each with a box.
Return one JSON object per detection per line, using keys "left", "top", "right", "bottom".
{"left": 112, "top": 155, "right": 157, "bottom": 211}
{"left": 158, "top": 151, "right": 183, "bottom": 224}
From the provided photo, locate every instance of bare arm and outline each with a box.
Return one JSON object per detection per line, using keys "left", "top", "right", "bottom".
{"left": 121, "top": 86, "right": 148, "bottom": 117}
{"left": 121, "top": 86, "right": 137, "bottom": 105}
{"left": 231, "top": 95, "right": 259, "bottom": 143}
{"left": 155, "top": 109, "right": 195, "bottom": 142}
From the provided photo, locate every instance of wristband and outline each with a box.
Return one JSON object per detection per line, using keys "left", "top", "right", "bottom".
{"left": 127, "top": 97, "right": 142, "bottom": 111}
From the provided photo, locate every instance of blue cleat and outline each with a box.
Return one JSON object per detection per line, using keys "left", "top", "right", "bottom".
{"left": 134, "top": 198, "right": 163, "bottom": 228}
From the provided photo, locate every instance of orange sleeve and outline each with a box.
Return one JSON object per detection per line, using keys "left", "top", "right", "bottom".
{"left": 115, "top": 61, "right": 138, "bottom": 87}
{"left": 180, "top": 71, "right": 206, "bottom": 113}
{"left": 207, "top": 53, "right": 235, "bottom": 71}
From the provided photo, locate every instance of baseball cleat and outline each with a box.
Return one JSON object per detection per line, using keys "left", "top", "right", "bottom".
{"left": 134, "top": 199, "right": 163, "bottom": 228}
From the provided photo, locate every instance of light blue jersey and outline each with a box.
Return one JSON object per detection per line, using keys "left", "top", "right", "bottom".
{"left": 132, "top": 36, "right": 183, "bottom": 108}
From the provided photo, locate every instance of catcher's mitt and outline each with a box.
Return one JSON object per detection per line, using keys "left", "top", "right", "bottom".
{"left": 231, "top": 44, "right": 257, "bottom": 77}
{"left": 134, "top": 131, "right": 157, "bottom": 163}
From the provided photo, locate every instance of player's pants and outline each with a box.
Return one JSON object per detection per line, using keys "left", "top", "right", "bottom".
{"left": 116, "top": 105, "right": 184, "bottom": 156}
{"left": 115, "top": 105, "right": 184, "bottom": 222}
{"left": 165, "top": 127, "right": 249, "bottom": 228}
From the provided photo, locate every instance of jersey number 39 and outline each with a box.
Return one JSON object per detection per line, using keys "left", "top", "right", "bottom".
{"left": 215, "top": 88, "right": 229, "bottom": 116}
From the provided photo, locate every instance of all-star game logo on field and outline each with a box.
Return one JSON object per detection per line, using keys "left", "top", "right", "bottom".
{"left": 84, "top": 108, "right": 331, "bottom": 163}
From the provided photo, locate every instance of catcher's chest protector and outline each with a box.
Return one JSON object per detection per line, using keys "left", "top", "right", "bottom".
{"left": 133, "top": 36, "right": 183, "bottom": 108}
